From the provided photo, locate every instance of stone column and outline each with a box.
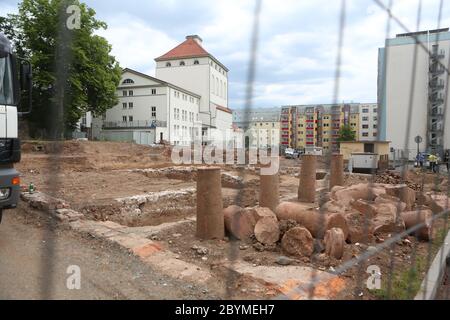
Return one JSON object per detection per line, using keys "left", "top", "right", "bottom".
{"left": 259, "top": 170, "right": 279, "bottom": 212}
{"left": 330, "top": 154, "right": 344, "bottom": 190}
{"left": 196, "top": 167, "right": 224, "bottom": 240}
{"left": 298, "top": 155, "right": 317, "bottom": 203}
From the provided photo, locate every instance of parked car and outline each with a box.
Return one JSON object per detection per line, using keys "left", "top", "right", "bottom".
{"left": 285, "top": 148, "right": 300, "bottom": 159}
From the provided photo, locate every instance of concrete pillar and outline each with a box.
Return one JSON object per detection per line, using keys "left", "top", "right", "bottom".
{"left": 330, "top": 154, "right": 344, "bottom": 190}
{"left": 259, "top": 170, "right": 279, "bottom": 212}
{"left": 196, "top": 167, "right": 224, "bottom": 240}
{"left": 298, "top": 155, "right": 317, "bottom": 203}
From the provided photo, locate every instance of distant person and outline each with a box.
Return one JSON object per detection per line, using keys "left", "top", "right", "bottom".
{"left": 428, "top": 153, "right": 438, "bottom": 173}
{"left": 416, "top": 153, "right": 424, "bottom": 168}
{"left": 444, "top": 150, "right": 450, "bottom": 173}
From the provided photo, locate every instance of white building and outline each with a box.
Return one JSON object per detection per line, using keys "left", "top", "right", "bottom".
{"left": 92, "top": 35, "right": 233, "bottom": 147}
{"left": 233, "top": 108, "right": 281, "bottom": 149}
{"left": 155, "top": 35, "right": 233, "bottom": 145}
{"left": 92, "top": 68, "right": 202, "bottom": 146}
{"left": 359, "top": 103, "right": 378, "bottom": 141}
{"left": 378, "top": 28, "right": 450, "bottom": 158}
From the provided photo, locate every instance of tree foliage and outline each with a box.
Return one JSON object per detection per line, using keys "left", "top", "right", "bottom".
{"left": 338, "top": 124, "right": 356, "bottom": 142}
{"left": 0, "top": 0, "right": 121, "bottom": 137}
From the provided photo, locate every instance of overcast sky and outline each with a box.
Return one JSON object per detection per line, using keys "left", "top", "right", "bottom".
{"left": 1, "top": 0, "right": 450, "bottom": 110}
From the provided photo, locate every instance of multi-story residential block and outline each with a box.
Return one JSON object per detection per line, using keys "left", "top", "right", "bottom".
{"left": 280, "top": 106, "right": 296, "bottom": 149}
{"left": 359, "top": 103, "right": 378, "bottom": 141}
{"left": 378, "top": 28, "right": 450, "bottom": 157}
{"left": 282, "top": 103, "right": 366, "bottom": 153}
{"left": 233, "top": 108, "right": 280, "bottom": 148}
{"left": 233, "top": 104, "right": 376, "bottom": 153}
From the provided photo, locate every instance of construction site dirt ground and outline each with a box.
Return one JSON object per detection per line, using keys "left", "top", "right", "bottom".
{"left": 15, "top": 140, "right": 450, "bottom": 300}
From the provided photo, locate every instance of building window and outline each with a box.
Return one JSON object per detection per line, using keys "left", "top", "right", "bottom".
{"left": 180, "top": 61, "right": 185, "bottom": 66}
{"left": 362, "top": 109, "right": 369, "bottom": 113}
{"left": 166, "top": 62, "right": 172, "bottom": 67}
{"left": 129, "top": 90, "right": 133, "bottom": 96}
{"left": 194, "top": 60, "right": 199, "bottom": 65}
{"left": 123, "top": 90, "right": 128, "bottom": 97}
{"left": 122, "top": 103, "right": 127, "bottom": 109}
{"left": 128, "top": 102, "right": 134, "bottom": 109}
{"left": 122, "top": 79, "right": 134, "bottom": 84}
{"left": 362, "top": 132, "right": 369, "bottom": 137}
{"left": 362, "top": 124, "right": 369, "bottom": 129}
{"left": 152, "top": 107, "right": 156, "bottom": 118}
{"left": 373, "top": 125, "right": 378, "bottom": 129}
{"left": 151, "top": 89, "right": 157, "bottom": 95}
{"left": 129, "top": 116, "right": 133, "bottom": 122}
{"left": 362, "top": 117, "right": 369, "bottom": 121}
{"left": 122, "top": 116, "right": 127, "bottom": 122}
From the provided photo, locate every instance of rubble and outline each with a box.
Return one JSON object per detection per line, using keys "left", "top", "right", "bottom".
{"left": 344, "top": 210, "right": 374, "bottom": 244}
{"left": 276, "top": 256, "right": 296, "bottom": 266}
{"left": 385, "top": 185, "right": 416, "bottom": 210}
{"left": 375, "top": 171, "right": 421, "bottom": 191}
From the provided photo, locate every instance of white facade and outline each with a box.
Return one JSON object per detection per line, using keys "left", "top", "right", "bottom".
{"left": 379, "top": 29, "right": 450, "bottom": 157}
{"left": 93, "top": 69, "right": 201, "bottom": 146}
{"left": 359, "top": 103, "right": 378, "bottom": 141}
{"left": 155, "top": 35, "right": 232, "bottom": 144}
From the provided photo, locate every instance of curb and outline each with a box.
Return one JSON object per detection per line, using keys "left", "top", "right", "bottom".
{"left": 415, "top": 229, "right": 450, "bottom": 300}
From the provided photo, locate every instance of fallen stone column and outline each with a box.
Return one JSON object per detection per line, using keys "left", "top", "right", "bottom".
{"left": 281, "top": 227, "right": 314, "bottom": 257}
{"left": 259, "top": 170, "right": 280, "bottom": 212}
{"left": 298, "top": 155, "right": 317, "bottom": 203}
{"left": 197, "top": 167, "right": 224, "bottom": 240}
{"left": 254, "top": 217, "right": 280, "bottom": 245}
{"left": 275, "top": 202, "right": 349, "bottom": 240}
{"left": 330, "top": 154, "right": 344, "bottom": 190}
{"left": 324, "top": 228, "right": 345, "bottom": 259}
{"left": 401, "top": 209, "right": 432, "bottom": 241}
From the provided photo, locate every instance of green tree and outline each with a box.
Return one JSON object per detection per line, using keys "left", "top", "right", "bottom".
{"left": 337, "top": 124, "right": 356, "bottom": 142}
{"left": 1, "top": 0, "right": 121, "bottom": 137}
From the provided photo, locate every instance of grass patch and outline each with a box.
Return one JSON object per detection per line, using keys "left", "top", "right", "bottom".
{"left": 370, "top": 221, "right": 450, "bottom": 300}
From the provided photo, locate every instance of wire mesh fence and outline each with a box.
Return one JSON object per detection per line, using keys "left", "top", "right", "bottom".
{"left": 1, "top": 0, "right": 449, "bottom": 300}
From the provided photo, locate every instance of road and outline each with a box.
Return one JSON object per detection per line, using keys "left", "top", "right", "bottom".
{"left": 0, "top": 204, "right": 212, "bottom": 300}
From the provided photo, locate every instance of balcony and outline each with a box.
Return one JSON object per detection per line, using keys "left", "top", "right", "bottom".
{"left": 429, "top": 67, "right": 445, "bottom": 76}
{"left": 430, "top": 51, "right": 445, "bottom": 60}
{"left": 103, "top": 120, "right": 168, "bottom": 129}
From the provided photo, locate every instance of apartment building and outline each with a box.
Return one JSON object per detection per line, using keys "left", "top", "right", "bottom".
{"left": 359, "top": 103, "right": 378, "bottom": 141}
{"left": 281, "top": 103, "right": 374, "bottom": 153}
{"left": 378, "top": 28, "right": 450, "bottom": 157}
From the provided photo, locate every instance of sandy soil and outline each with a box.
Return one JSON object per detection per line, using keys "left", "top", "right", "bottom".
{"left": 14, "top": 140, "right": 450, "bottom": 300}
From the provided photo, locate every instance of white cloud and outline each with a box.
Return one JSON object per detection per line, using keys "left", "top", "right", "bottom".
{"left": 96, "top": 14, "right": 177, "bottom": 76}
